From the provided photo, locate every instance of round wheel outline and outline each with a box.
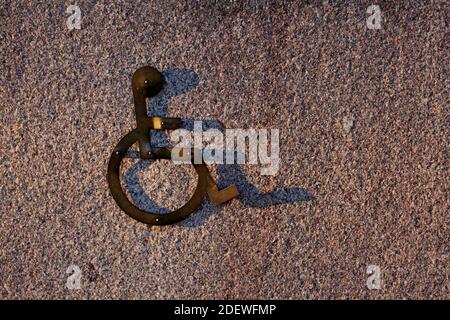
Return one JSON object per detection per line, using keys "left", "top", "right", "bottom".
{"left": 107, "top": 129, "right": 208, "bottom": 225}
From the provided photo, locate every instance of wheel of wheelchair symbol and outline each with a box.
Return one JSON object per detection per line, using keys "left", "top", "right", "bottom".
{"left": 107, "top": 129, "right": 209, "bottom": 225}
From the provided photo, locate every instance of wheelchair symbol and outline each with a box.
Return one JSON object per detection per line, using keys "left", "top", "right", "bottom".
{"left": 107, "top": 66, "right": 239, "bottom": 225}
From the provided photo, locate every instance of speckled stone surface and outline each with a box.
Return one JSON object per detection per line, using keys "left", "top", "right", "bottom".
{"left": 0, "top": 1, "right": 448, "bottom": 299}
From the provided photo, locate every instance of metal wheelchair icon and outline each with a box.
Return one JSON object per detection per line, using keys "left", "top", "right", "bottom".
{"left": 107, "top": 66, "right": 239, "bottom": 225}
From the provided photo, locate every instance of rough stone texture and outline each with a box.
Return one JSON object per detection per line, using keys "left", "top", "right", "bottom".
{"left": 0, "top": 0, "right": 448, "bottom": 299}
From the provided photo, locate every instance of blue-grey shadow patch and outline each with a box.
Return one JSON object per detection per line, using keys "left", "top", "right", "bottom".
{"left": 123, "top": 159, "right": 172, "bottom": 215}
